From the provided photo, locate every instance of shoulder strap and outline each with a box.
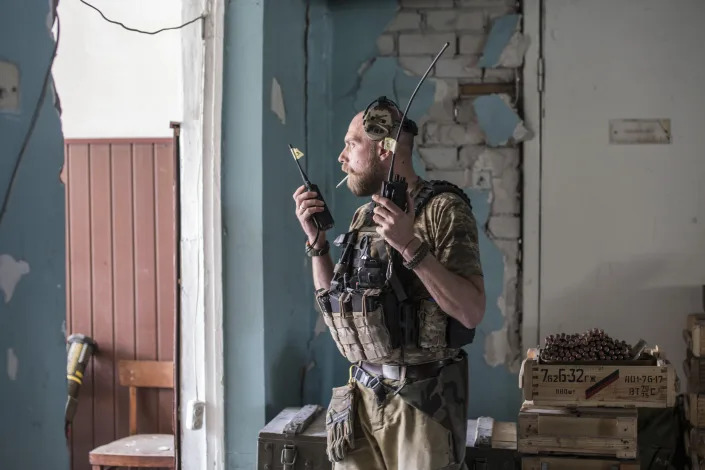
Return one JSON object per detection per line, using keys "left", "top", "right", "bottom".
{"left": 413, "top": 180, "right": 472, "bottom": 216}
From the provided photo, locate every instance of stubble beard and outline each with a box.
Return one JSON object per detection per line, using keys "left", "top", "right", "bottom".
{"left": 347, "top": 147, "right": 387, "bottom": 197}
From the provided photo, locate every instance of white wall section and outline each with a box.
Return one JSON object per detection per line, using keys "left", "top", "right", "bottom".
{"left": 539, "top": 0, "right": 705, "bottom": 383}
{"left": 53, "top": 0, "right": 183, "bottom": 138}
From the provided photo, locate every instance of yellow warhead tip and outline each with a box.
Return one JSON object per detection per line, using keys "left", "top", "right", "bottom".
{"left": 290, "top": 147, "right": 305, "bottom": 160}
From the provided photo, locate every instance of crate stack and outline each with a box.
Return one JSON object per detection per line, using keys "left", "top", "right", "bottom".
{"left": 517, "top": 331, "right": 678, "bottom": 470}
{"left": 684, "top": 314, "right": 705, "bottom": 469}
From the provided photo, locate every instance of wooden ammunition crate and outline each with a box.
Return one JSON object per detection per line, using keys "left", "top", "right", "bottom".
{"left": 687, "top": 393, "right": 705, "bottom": 428}
{"left": 685, "top": 314, "right": 705, "bottom": 358}
{"left": 684, "top": 352, "right": 705, "bottom": 393}
{"left": 687, "top": 428, "right": 705, "bottom": 469}
{"left": 518, "top": 405, "right": 637, "bottom": 459}
{"left": 690, "top": 428, "right": 705, "bottom": 457}
{"left": 520, "top": 358, "right": 676, "bottom": 408}
{"left": 522, "top": 456, "right": 639, "bottom": 470}
{"left": 466, "top": 418, "right": 519, "bottom": 469}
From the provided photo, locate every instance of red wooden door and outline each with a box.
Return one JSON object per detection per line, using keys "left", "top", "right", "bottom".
{"left": 64, "top": 138, "right": 178, "bottom": 470}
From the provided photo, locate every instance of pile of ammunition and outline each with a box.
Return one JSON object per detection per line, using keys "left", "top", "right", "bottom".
{"left": 539, "top": 328, "right": 632, "bottom": 362}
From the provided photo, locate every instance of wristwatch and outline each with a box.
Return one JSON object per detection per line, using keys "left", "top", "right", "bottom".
{"left": 306, "top": 239, "right": 330, "bottom": 257}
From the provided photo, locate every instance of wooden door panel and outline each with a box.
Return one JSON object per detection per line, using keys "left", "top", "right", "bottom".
{"left": 65, "top": 138, "right": 177, "bottom": 470}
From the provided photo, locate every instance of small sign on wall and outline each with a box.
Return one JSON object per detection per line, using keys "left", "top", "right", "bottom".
{"left": 609, "top": 119, "right": 671, "bottom": 144}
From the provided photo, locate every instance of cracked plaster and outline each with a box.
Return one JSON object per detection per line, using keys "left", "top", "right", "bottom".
{"left": 386, "top": 13, "right": 523, "bottom": 371}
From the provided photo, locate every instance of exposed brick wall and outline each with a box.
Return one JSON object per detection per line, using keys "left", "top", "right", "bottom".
{"left": 378, "top": 0, "right": 523, "bottom": 370}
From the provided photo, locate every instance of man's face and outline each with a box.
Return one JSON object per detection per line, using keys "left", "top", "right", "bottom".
{"left": 338, "top": 113, "right": 387, "bottom": 197}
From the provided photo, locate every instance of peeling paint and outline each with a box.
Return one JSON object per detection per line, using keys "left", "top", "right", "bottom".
{"left": 497, "top": 31, "right": 531, "bottom": 68}
{"left": 7, "top": 348, "right": 18, "bottom": 381}
{"left": 59, "top": 164, "right": 67, "bottom": 184}
{"left": 0, "top": 254, "right": 31, "bottom": 303}
{"left": 484, "top": 324, "right": 511, "bottom": 367}
{"left": 432, "top": 78, "right": 457, "bottom": 103}
{"left": 478, "top": 14, "right": 522, "bottom": 68}
{"left": 357, "top": 59, "right": 374, "bottom": 77}
{"left": 512, "top": 120, "right": 531, "bottom": 142}
{"left": 270, "top": 77, "right": 286, "bottom": 124}
{"left": 473, "top": 94, "right": 528, "bottom": 147}
{"left": 313, "top": 314, "right": 327, "bottom": 338}
{"left": 46, "top": 0, "right": 56, "bottom": 32}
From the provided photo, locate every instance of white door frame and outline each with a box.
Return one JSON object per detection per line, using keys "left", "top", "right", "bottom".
{"left": 179, "top": 0, "right": 225, "bottom": 468}
{"left": 521, "top": 0, "right": 542, "bottom": 351}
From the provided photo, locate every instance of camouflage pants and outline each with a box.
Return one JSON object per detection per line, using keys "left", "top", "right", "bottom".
{"left": 334, "top": 351, "right": 469, "bottom": 470}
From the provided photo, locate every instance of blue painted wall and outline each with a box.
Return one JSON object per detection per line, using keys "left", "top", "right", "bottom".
{"left": 0, "top": 0, "right": 69, "bottom": 468}
{"left": 222, "top": 1, "right": 266, "bottom": 467}
{"left": 464, "top": 190, "right": 522, "bottom": 422}
{"left": 222, "top": 0, "right": 313, "bottom": 466}
{"left": 222, "top": 0, "right": 519, "bottom": 465}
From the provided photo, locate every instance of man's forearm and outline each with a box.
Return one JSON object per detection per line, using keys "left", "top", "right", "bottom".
{"left": 311, "top": 235, "right": 334, "bottom": 290}
{"left": 401, "top": 239, "right": 485, "bottom": 329}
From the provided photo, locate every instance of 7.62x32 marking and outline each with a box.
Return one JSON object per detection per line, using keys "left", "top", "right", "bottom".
{"left": 538, "top": 367, "right": 621, "bottom": 399}
{"left": 539, "top": 368, "right": 597, "bottom": 384}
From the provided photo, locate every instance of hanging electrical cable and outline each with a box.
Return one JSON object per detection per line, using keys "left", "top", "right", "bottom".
{"left": 0, "top": 11, "right": 60, "bottom": 229}
{"left": 78, "top": 0, "right": 204, "bottom": 35}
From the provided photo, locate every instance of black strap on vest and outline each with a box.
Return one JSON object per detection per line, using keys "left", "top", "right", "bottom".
{"left": 413, "top": 179, "right": 473, "bottom": 215}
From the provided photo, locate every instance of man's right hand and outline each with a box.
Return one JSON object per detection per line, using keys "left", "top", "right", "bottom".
{"left": 293, "top": 185, "right": 327, "bottom": 245}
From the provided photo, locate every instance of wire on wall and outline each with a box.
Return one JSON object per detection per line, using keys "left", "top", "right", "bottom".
{"left": 78, "top": 0, "right": 204, "bottom": 35}
{"left": 0, "top": 11, "right": 61, "bottom": 230}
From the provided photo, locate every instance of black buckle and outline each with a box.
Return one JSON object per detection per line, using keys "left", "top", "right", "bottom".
{"left": 353, "top": 366, "right": 387, "bottom": 405}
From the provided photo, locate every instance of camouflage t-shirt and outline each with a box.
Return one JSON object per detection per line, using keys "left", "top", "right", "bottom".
{"left": 347, "top": 178, "right": 483, "bottom": 365}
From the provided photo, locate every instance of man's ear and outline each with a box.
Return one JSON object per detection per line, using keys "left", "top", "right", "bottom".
{"left": 377, "top": 141, "right": 392, "bottom": 161}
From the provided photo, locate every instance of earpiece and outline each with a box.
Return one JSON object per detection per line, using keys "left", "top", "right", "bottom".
{"left": 362, "top": 96, "right": 418, "bottom": 142}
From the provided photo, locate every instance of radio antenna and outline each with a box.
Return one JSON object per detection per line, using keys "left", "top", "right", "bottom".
{"left": 288, "top": 144, "right": 311, "bottom": 186}
{"left": 385, "top": 42, "right": 449, "bottom": 183}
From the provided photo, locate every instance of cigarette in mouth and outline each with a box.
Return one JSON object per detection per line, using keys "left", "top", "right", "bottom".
{"left": 336, "top": 175, "right": 349, "bottom": 188}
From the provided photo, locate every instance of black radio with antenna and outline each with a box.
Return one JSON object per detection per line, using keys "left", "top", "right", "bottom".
{"left": 364, "top": 42, "right": 450, "bottom": 213}
{"left": 288, "top": 144, "right": 335, "bottom": 235}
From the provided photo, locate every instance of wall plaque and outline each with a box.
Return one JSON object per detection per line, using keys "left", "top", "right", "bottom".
{"left": 609, "top": 119, "right": 671, "bottom": 144}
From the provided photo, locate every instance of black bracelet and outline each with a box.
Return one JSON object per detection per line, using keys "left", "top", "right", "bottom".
{"left": 403, "top": 241, "right": 430, "bottom": 270}
{"left": 306, "top": 239, "right": 330, "bottom": 257}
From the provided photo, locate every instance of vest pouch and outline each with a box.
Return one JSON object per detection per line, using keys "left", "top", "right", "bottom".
{"left": 418, "top": 299, "right": 448, "bottom": 350}
{"left": 315, "top": 288, "right": 347, "bottom": 358}
{"left": 330, "top": 291, "right": 366, "bottom": 362}
{"left": 350, "top": 288, "right": 393, "bottom": 361}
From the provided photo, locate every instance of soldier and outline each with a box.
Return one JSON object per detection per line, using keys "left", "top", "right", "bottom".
{"left": 292, "top": 98, "right": 486, "bottom": 470}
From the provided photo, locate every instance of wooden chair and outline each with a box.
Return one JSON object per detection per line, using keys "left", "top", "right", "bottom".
{"left": 89, "top": 360, "right": 176, "bottom": 469}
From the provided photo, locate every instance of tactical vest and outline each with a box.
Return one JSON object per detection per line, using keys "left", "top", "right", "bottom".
{"left": 314, "top": 180, "right": 477, "bottom": 364}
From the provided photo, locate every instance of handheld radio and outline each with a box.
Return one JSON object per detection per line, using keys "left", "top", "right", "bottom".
{"left": 362, "top": 42, "right": 450, "bottom": 213}
{"left": 288, "top": 144, "right": 335, "bottom": 232}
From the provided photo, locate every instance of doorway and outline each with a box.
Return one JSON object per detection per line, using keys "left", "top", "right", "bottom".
{"left": 63, "top": 136, "right": 179, "bottom": 470}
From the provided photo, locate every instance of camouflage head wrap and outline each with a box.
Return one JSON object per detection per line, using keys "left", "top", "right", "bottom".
{"left": 362, "top": 96, "right": 418, "bottom": 141}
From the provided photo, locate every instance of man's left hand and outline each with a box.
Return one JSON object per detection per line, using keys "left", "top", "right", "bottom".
{"left": 371, "top": 192, "right": 416, "bottom": 253}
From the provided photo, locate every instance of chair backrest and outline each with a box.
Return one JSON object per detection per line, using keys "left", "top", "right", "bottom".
{"left": 118, "top": 360, "right": 174, "bottom": 435}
